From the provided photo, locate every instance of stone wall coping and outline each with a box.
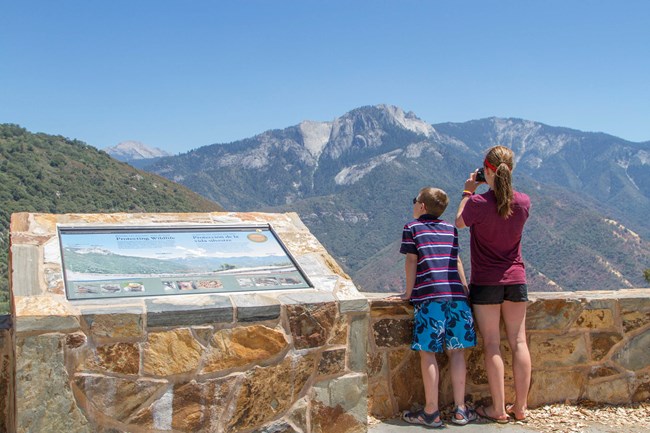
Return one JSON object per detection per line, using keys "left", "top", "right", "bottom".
{"left": 362, "top": 288, "right": 650, "bottom": 303}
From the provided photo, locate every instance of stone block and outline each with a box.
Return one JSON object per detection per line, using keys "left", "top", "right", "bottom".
{"left": 528, "top": 369, "right": 586, "bottom": 407}
{"left": 328, "top": 314, "right": 348, "bottom": 346}
{"left": 143, "top": 328, "right": 203, "bottom": 376}
{"left": 348, "top": 315, "right": 368, "bottom": 373}
{"left": 339, "top": 297, "right": 369, "bottom": 314}
{"left": 613, "top": 331, "right": 650, "bottom": 372}
{"left": 286, "top": 397, "right": 309, "bottom": 433}
{"left": 368, "top": 380, "right": 395, "bottom": 418}
{"left": 73, "top": 374, "right": 167, "bottom": 424}
{"left": 529, "top": 333, "right": 588, "bottom": 368}
{"left": 369, "top": 299, "right": 413, "bottom": 318}
{"left": 14, "top": 296, "right": 80, "bottom": 333}
{"left": 574, "top": 307, "right": 615, "bottom": 330}
{"left": 90, "top": 342, "right": 140, "bottom": 375}
{"left": 526, "top": 299, "right": 583, "bottom": 331}
{"left": 586, "top": 375, "right": 633, "bottom": 404}
{"left": 15, "top": 334, "right": 91, "bottom": 433}
{"left": 202, "top": 325, "right": 288, "bottom": 373}
{"left": 227, "top": 355, "right": 315, "bottom": 432}
{"left": 620, "top": 296, "right": 650, "bottom": 334}
{"left": 590, "top": 332, "right": 623, "bottom": 361}
{"left": 310, "top": 400, "right": 365, "bottom": 433}
{"left": 367, "top": 352, "right": 384, "bottom": 379}
{"left": 318, "top": 348, "right": 346, "bottom": 376}
{"left": 372, "top": 318, "right": 412, "bottom": 348}
{"left": 82, "top": 309, "right": 144, "bottom": 340}
{"left": 10, "top": 244, "right": 42, "bottom": 297}
{"left": 632, "top": 373, "right": 650, "bottom": 402}
{"left": 169, "top": 377, "right": 238, "bottom": 432}
{"left": 312, "top": 374, "right": 367, "bottom": 432}
{"left": 286, "top": 302, "right": 337, "bottom": 349}
{"left": 390, "top": 350, "right": 424, "bottom": 411}
{"left": 232, "top": 293, "right": 281, "bottom": 322}
{"left": 251, "top": 421, "right": 299, "bottom": 433}
{"left": 0, "top": 329, "right": 13, "bottom": 433}
{"left": 146, "top": 295, "right": 233, "bottom": 328}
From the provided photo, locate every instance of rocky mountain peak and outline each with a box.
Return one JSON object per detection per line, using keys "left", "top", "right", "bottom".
{"left": 105, "top": 140, "right": 170, "bottom": 162}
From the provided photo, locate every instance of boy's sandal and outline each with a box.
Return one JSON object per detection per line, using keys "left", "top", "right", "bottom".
{"left": 451, "top": 405, "right": 478, "bottom": 425}
{"left": 402, "top": 409, "right": 444, "bottom": 428}
{"left": 476, "top": 406, "right": 510, "bottom": 424}
{"left": 506, "top": 404, "right": 528, "bottom": 423}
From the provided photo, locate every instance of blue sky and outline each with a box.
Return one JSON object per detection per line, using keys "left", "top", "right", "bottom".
{"left": 2, "top": 1, "right": 649, "bottom": 154}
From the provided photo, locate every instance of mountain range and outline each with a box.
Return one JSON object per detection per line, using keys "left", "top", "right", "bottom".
{"left": 139, "top": 104, "right": 650, "bottom": 293}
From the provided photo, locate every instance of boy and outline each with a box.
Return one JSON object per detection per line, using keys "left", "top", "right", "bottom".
{"left": 397, "top": 187, "right": 477, "bottom": 428}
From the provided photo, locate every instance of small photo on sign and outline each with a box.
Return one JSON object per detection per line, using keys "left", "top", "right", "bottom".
{"left": 123, "top": 282, "right": 145, "bottom": 292}
{"left": 177, "top": 281, "right": 196, "bottom": 291}
{"left": 252, "top": 277, "right": 279, "bottom": 287}
{"left": 162, "top": 281, "right": 177, "bottom": 291}
{"left": 75, "top": 283, "right": 102, "bottom": 294}
{"left": 100, "top": 283, "right": 121, "bottom": 293}
{"left": 195, "top": 279, "right": 223, "bottom": 289}
{"left": 236, "top": 278, "right": 255, "bottom": 288}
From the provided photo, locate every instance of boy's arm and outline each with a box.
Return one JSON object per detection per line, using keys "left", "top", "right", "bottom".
{"left": 401, "top": 253, "right": 418, "bottom": 300}
{"left": 457, "top": 256, "right": 469, "bottom": 296}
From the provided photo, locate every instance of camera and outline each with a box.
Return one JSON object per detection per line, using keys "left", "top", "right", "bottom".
{"left": 475, "top": 167, "right": 486, "bottom": 182}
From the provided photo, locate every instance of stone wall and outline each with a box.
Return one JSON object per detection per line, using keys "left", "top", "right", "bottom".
{"left": 9, "top": 212, "right": 369, "bottom": 433}
{"left": 366, "top": 290, "right": 650, "bottom": 418}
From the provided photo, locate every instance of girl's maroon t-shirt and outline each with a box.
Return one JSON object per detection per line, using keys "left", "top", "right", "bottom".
{"left": 461, "top": 190, "right": 530, "bottom": 285}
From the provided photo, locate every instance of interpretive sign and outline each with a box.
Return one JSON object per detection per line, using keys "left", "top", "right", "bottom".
{"left": 58, "top": 224, "right": 312, "bottom": 300}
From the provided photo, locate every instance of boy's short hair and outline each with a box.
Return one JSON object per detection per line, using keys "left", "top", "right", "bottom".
{"left": 417, "top": 187, "right": 449, "bottom": 217}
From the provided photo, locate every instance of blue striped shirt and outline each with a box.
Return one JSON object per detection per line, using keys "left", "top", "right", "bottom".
{"left": 400, "top": 215, "right": 467, "bottom": 302}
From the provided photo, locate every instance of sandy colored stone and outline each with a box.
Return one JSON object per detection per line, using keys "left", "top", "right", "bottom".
{"left": 587, "top": 375, "right": 633, "bottom": 404}
{"left": 74, "top": 374, "right": 167, "bottom": 423}
{"left": 144, "top": 328, "right": 203, "bottom": 376}
{"left": 86, "top": 313, "right": 143, "bottom": 339}
{"left": 528, "top": 369, "right": 586, "bottom": 407}
{"left": 632, "top": 374, "right": 650, "bottom": 402}
{"left": 310, "top": 401, "right": 365, "bottom": 433}
{"left": 590, "top": 332, "right": 623, "bottom": 361}
{"left": 250, "top": 420, "right": 299, "bottom": 433}
{"left": 613, "top": 331, "right": 650, "bottom": 371}
{"left": 286, "top": 302, "right": 337, "bottom": 349}
{"left": 575, "top": 308, "right": 615, "bottom": 329}
{"left": 589, "top": 366, "right": 621, "bottom": 379}
{"left": 367, "top": 352, "right": 384, "bottom": 378}
{"left": 372, "top": 318, "right": 412, "bottom": 348}
{"left": 390, "top": 350, "right": 424, "bottom": 411}
{"left": 368, "top": 380, "right": 395, "bottom": 418}
{"left": 227, "top": 355, "right": 315, "bottom": 432}
{"left": 529, "top": 333, "right": 588, "bottom": 368}
{"left": 170, "top": 377, "right": 237, "bottom": 432}
{"left": 202, "top": 325, "right": 288, "bottom": 373}
{"left": 621, "top": 310, "right": 650, "bottom": 334}
{"left": 328, "top": 315, "right": 348, "bottom": 345}
{"left": 91, "top": 343, "right": 140, "bottom": 375}
{"left": 526, "top": 299, "right": 583, "bottom": 330}
{"left": 15, "top": 334, "right": 91, "bottom": 433}
{"left": 318, "top": 348, "right": 346, "bottom": 376}
{"left": 286, "top": 397, "right": 309, "bottom": 433}
{"left": 369, "top": 299, "right": 413, "bottom": 318}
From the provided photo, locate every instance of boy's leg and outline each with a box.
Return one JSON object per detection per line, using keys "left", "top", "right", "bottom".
{"left": 447, "top": 349, "right": 467, "bottom": 409}
{"left": 419, "top": 350, "right": 441, "bottom": 418}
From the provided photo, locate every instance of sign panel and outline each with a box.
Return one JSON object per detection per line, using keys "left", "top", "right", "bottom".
{"left": 58, "top": 225, "right": 312, "bottom": 300}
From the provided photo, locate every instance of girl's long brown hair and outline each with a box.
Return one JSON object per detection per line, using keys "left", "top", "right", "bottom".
{"left": 485, "top": 145, "right": 515, "bottom": 218}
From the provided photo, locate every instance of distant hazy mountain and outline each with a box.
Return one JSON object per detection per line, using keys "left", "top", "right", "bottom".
{"left": 0, "top": 124, "right": 222, "bottom": 313}
{"left": 142, "top": 105, "right": 649, "bottom": 293}
{"left": 105, "top": 140, "right": 171, "bottom": 163}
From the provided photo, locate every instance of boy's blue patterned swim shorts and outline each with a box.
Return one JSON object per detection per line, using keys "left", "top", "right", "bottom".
{"left": 411, "top": 298, "right": 476, "bottom": 353}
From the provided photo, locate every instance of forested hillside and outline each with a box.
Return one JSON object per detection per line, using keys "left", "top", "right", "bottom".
{"left": 0, "top": 124, "right": 222, "bottom": 313}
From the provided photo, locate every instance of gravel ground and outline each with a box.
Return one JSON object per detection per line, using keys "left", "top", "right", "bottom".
{"left": 369, "top": 401, "right": 650, "bottom": 433}
{"left": 520, "top": 401, "right": 650, "bottom": 433}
